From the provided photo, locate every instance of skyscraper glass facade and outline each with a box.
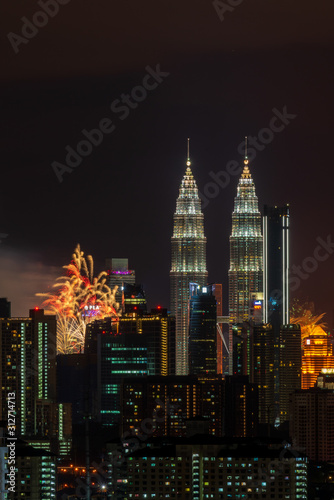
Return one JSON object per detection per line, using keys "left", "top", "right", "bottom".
{"left": 170, "top": 151, "right": 208, "bottom": 375}
{"left": 229, "top": 156, "right": 263, "bottom": 371}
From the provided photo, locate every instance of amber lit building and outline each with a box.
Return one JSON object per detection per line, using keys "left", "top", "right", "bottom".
{"left": 121, "top": 375, "right": 224, "bottom": 438}
{"left": 302, "top": 326, "right": 334, "bottom": 389}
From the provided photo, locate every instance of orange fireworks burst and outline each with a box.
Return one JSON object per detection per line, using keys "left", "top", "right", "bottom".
{"left": 37, "top": 244, "right": 119, "bottom": 354}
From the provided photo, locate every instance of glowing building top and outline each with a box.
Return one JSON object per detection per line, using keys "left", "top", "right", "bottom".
{"left": 229, "top": 139, "right": 263, "bottom": 329}
{"left": 170, "top": 139, "right": 208, "bottom": 375}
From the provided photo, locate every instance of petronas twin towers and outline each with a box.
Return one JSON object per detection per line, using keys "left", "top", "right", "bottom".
{"left": 170, "top": 145, "right": 208, "bottom": 375}
{"left": 170, "top": 141, "right": 263, "bottom": 375}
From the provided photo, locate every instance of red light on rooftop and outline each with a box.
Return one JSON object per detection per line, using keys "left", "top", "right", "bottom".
{"left": 157, "top": 305, "right": 161, "bottom": 309}
{"left": 34, "top": 307, "right": 39, "bottom": 311}
{"left": 134, "top": 306, "right": 137, "bottom": 310}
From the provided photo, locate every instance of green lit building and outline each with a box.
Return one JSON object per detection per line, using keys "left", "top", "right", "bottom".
{"left": 97, "top": 331, "right": 148, "bottom": 426}
{"left": 16, "top": 441, "right": 56, "bottom": 500}
{"left": 0, "top": 308, "right": 57, "bottom": 437}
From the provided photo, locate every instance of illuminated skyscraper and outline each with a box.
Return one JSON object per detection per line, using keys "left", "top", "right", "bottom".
{"left": 188, "top": 285, "right": 217, "bottom": 375}
{"left": 105, "top": 258, "right": 135, "bottom": 308}
{"left": 229, "top": 145, "right": 263, "bottom": 372}
{"left": 170, "top": 140, "right": 208, "bottom": 375}
{"left": 263, "top": 205, "right": 290, "bottom": 325}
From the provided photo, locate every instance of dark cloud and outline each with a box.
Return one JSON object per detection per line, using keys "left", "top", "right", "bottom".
{"left": 0, "top": 247, "right": 60, "bottom": 316}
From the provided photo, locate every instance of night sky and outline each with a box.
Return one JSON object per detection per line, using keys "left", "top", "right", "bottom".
{"left": 1, "top": 1, "right": 334, "bottom": 326}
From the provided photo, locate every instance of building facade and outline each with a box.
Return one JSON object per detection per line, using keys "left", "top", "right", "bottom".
{"left": 302, "top": 327, "right": 334, "bottom": 389}
{"left": 97, "top": 331, "right": 148, "bottom": 426}
{"left": 224, "top": 375, "right": 259, "bottom": 437}
{"left": 0, "top": 308, "right": 57, "bottom": 437}
{"left": 105, "top": 258, "right": 135, "bottom": 308}
{"left": 290, "top": 388, "right": 334, "bottom": 461}
{"left": 250, "top": 324, "right": 275, "bottom": 425}
{"left": 279, "top": 324, "right": 302, "bottom": 423}
{"left": 121, "top": 375, "right": 224, "bottom": 438}
{"left": 208, "top": 284, "right": 224, "bottom": 374}
{"left": 16, "top": 442, "right": 56, "bottom": 499}
{"left": 117, "top": 436, "right": 307, "bottom": 500}
{"left": 263, "top": 205, "right": 290, "bottom": 325}
{"left": 189, "top": 285, "right": 217, "bottom": 375}
{"left": 229, "top": 153, "right": 263, "bottom": 374}
{"left": 170, "top": 145, "right": 208, "bottom": 375}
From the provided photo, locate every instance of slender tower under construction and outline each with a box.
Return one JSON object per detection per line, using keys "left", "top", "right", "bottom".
{"left": 228, "top": 140, "right": 263, "bottom": 373}
{"left": 170, "top": 140, "right": 208, "bottom": 375}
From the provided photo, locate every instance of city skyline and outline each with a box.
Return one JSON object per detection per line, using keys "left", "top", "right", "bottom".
{"left": 0, "top": 134, "right": 333, "bottom": 327}
{"left": 2, "top": 2, "right": 334, "bottom": 498}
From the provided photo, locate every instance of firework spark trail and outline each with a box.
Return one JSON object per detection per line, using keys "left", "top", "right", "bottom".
{"left": 290, "top": 299, "right": 328, "bottom": 339}
{"left": 37, "top": 244, "right": 120, "bottom": 354}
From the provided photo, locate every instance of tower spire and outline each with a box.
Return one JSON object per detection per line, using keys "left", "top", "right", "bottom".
{"left": 186, "top": 137, "right": 191, "bottom": 167}
{"left": 241, "top": 136, "right": 251, "bottom": 179}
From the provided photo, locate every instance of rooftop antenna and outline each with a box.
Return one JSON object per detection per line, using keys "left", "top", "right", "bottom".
{"left": 244, "top": 136, "right": 249, "bottom": 165}
{"left": 186, "top": 137, "right": 191, "bottom": 167}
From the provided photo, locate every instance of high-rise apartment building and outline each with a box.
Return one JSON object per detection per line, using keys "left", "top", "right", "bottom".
{"left": 16, "top": 442, "right": 56, "bottom": 499}
{"left": 0, "top": 308, "right": 57, "bottom": 436}
{"left": 290, "top": 388, "right": 334, "bottom": 461}
{"left": 117, "top": 436, "right": 308, "bottom": 500}
{"left": 121, "top": 375, "right": 224, "bottom": 438}
{"left": 170, "top": 141, "right": 208, "bottom": 375}
{"left": 117, "top": 308, "right": 175, "bottom": 375}
{"left": 229, "top": 150, "right": 263, "bottom": 373}
{"left": 189, "top": 285, "right": 217, "bottom": 375}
